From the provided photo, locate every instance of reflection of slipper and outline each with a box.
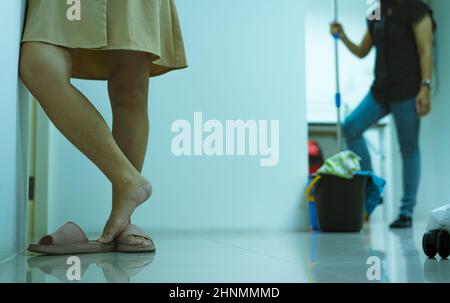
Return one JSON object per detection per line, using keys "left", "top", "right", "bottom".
{"left": 115, "top": 224, "right": 155, "bottom": 253}
{"left": 27, "top": 254, "right": 115, "bottom": 282}
{"left": 27, "top": 255, "right": 89, "bottom": 282}
{"left": 98, "top": 253, "right": 155, "bottom": 283}
{"left": 115, "top": 252, "right": 155, "bottom": 269}
{"left": 28, "top": 222, "right": 115, "bottom": 255}
{"left": 28, "top": 252, "right": 154, "bottom": 283}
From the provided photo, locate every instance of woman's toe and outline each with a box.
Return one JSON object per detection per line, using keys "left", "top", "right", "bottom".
{"left": 127, "top": 235, "right": 143, "bottom": 246}
{"left": 98, "top": 222, "right": 115, "bottom": 243}
{"left": 100, "top": 215, "right": 129, "bottom": 243}
{"left": 98, "top": 233, "right": 113, "bottom": 243}
{"left": 127, "top": 235, "right": 150, "bottom": 246}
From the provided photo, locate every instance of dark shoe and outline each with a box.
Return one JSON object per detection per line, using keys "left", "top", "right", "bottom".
{"left": 389, "top": 216, "right": 412, "bottom": 229}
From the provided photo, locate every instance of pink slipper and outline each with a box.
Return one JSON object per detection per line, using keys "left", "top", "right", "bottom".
{"left": 28, "top": 222, "right": 116, "bottom": 255}
{"left": 115, "top": 224, "right": 155, "bottom": 253}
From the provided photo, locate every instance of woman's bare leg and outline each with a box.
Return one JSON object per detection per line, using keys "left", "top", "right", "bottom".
{"left": 107, "top": 50, "right": 150, "bottom": 171}
{"left": 19, "top": 42, "right": 152, "bottom": 243}
{"left": 107, "top": 50, "right": 151, "bottom": 246}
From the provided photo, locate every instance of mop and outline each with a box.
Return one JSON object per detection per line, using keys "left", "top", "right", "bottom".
{"left": 332, "top": 0, "right": 343, "bottom": 152}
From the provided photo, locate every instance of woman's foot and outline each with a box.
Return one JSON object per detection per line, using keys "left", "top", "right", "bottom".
{"left": 98, "top": 176, "right": 152, "bottom": 243}
{"left": 389, "top": 216, "right": 413, "bottom": 229}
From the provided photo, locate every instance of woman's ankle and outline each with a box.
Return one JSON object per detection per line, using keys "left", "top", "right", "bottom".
{"left": 112, "top": 170, "right": 142, "bottom": 187}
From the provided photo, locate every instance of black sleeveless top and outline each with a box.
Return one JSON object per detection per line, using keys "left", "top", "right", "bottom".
{"left": 368, "top": 0, "right": 435, "bottom": 104}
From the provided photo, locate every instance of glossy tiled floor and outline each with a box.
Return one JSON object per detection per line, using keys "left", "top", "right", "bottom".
{"left": 0, "top": 222, "right": 449, "bottom": 283}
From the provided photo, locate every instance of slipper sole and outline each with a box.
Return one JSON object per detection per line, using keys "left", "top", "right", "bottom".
{"left": 116, "top": 244, "right": 156, "bottom": 253}
{"left": 28, "top": 242, "right": 116, "bottom": 255}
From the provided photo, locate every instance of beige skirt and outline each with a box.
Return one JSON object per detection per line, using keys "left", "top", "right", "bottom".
{"left": 22, "top": 0, "right": 188, "bottom": 80}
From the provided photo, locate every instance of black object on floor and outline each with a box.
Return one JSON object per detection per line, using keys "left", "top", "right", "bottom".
{"left": 423, "top": 230, "right": 439, "bottom": 258}
{"left": 389, "top": 216, "right": 412, "bottom": 229}
{"left": 315, "top": 174, "right": 368, "bottom": 232}
{"left": 436, "top": 230, "right": 450, "bottom": 259}
{"left": 423, "top": 230, "right": 450, "bottom": 259}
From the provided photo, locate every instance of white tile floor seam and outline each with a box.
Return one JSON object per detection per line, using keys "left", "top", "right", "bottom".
{"left": 1, "top": 222, "right": 449, "bottom": 283}
{"left": 209, "top": 239, "right": 301, "bottom": 265}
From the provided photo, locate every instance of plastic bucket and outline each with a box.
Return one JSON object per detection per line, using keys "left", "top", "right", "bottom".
{"left": 315, "top": 174, "right": 368, "bottom": 232}
{"left": 306, "top": 177, "right": 320, "bottom": 231}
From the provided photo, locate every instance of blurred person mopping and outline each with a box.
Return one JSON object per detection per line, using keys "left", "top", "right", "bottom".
{"left": 330, "top": 0, "right": 436, "bottom": 228}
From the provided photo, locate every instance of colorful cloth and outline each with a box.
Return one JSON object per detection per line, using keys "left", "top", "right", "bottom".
{"left": 354, "top": 172, "right": 385, "bottom": 216}
{"left": 317, "top": 151, "right": 361, "bottom": 179}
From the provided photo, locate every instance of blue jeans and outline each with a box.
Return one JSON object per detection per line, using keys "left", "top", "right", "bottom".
{"left": 343, "top": 93, "right": 421, "bottom": 218}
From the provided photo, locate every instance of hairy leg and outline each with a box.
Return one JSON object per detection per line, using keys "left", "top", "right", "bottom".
{"left": 19, "top": 42, "right": 152, "bottom": 243}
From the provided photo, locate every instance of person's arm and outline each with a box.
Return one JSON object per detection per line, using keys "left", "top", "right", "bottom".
{"left": 330, "top": 23, "right": 373, "bottom": 59}
{"left": 413, "top": 15, "right": 434, "bottom": 117}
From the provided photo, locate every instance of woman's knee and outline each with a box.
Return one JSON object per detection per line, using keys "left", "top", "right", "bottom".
{"left": 107, "top": 50, "right": 150, "bottom": 109}
{"left": 108, "top": 74, "right": 149, "bottom": 110}
{"left": 342, "top": 119, "right": 362, "bottom": 141}
{"left": 19, "top": 44, "right": 43, "bottom": 87}
{"left": 19, "top": 43, "right": 72, "bottom": 90}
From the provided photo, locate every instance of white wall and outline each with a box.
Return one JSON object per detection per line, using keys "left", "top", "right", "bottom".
{"left": 42, "top": 0, "right": 308, "bottom": 234}
{"left": 305, "top": 0, "right": 376, "bottom": 123}
{"left": 0, "top": 0, "right": 29, "bottom": 264}
{"left": 412, "top": 0, "right": 450, "bottom": 220}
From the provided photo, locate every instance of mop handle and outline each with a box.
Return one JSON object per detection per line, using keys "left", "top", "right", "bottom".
{"left": 332, "top": 0, "right": 342, "bottom": 152}
{"left": 332, "top": 0, "right": 341, "bottom": 105}
{"left": 332, "top": 0, "right": 340, "bottom": 40}
{"left": 331, "top": 0, "right": 341, "bottom": 94}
